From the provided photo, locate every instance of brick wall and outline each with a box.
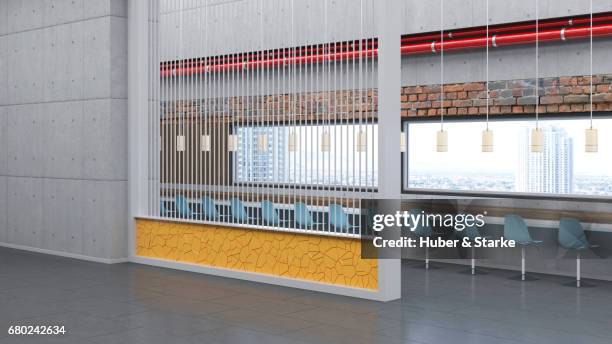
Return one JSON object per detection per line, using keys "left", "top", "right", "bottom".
{"left": 401, "top": 74, "right": 612, "bottom": 118}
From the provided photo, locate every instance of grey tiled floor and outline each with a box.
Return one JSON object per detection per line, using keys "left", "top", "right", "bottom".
{"left": 1, "top": 247, "right": 612, "bottom": 344}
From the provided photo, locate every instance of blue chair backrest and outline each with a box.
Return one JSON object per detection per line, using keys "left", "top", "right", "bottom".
{"left": 558, "top": 218, "right": 588, "bottom": 249}
{"left": 202, "top": 196, "right": 219, "bottom": 220}
{"left": 295, "top": 202, "right": 314, "bottom": 227}
{"left": 175, "top": 195, "right": 191, "bottom": 218}
{"left": 231, "top": 198, "right": 249, "bottom": 222}
{"left": 456, "top": 213, "right": 481, "bottom": 239}
{"left": 329, "top": 204, "right": 350, "bottom": 229}
{"left": 261, "top": 200, "right": 279, "bottom": 225}
{"left": 410, "top": 208, "right": 433, "bottom": 237}
{"left": 504, "top": 214, "right": 533, "bottom": 243}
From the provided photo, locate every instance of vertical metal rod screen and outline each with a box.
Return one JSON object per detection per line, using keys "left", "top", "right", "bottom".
{"left": 147, "top": 0, "right": 378, "bottom": 238}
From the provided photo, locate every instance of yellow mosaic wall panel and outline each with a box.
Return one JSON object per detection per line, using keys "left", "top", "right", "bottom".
{"left": 136, "top": 219, "right": 378, "bottom": 290}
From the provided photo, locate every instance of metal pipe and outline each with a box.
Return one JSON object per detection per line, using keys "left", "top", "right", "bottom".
{"left": 161, "top": 23, "right": 612, "bottom": 77}
{"left": 401, "top": 13, "right": 612, "bottom": 44}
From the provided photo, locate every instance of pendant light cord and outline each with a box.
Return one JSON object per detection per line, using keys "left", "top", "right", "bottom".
{"left": 440, "top": 0, "right": 444, "bottom": 131}
{"left": 590, "top": 0, "right": 594, "bottom": 129}
{"left": 486, "top": 0, "right": 489, "bottom": 130}
{"left": 535, "top": 0, "right": 539, "bottom": 129}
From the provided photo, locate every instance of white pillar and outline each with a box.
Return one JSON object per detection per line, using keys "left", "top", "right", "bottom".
{"left": 128, "top": 0, "right": 150, "bottom": 259}
{"left": 376, "top": 0, "right": 403, "bottom": 302}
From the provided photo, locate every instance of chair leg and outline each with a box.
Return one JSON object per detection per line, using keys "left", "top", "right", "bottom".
{"left": 471, "top": 246, "right": 475, "bottom": 275}
{"left": 577, "top": 251, "right": 581, "bottom": 288}
{"left": 509, "top": 246, "right": 537, "bottom": 281}
{"left": 521, "top": 246, "right": 526, "bottom": 281}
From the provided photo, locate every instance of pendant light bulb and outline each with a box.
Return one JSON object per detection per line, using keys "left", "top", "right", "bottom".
{"left": 436, "top": 130, "right": 448, "bottom": 153}
{"left": 176, "top": 135, "right": 186, "bottom": 152}
{"left": 482, "top": 129, "right": 493, "bottom": 153}
{"left": 531, "top": 128, "right": 544, "bottom": 153}
{"left": 201, "top": 134, "right": 211, "bottom": 152}
{"left": 585, "top": 127, "right": 598, "bottom": 153}
{"left": 321, "top": 131, "right": 331, "bottom": 152}
{"left": 227, "top": 134, "right": 238, "bottom": 152}
{"left": 257, "top": 134, "right": 268, "bottom": 152}
{"left": 288, "top": 131, "right": 297, "bottom": 152}
{"left": 356, "top": 131, "right": 367, "bottom": 153}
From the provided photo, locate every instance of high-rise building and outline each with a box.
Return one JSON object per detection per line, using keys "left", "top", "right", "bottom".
{"left": 235, "top": 127, "right": 287, "bottom": 182}
{"left": 516, "top": 127, "right": 573, "bottom": 194}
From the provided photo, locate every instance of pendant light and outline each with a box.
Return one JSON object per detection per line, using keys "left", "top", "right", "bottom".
{"left": 321, "top": 130, "right": 331, "bottom": 152}
{"left": 200, "top": 134, "right": 211, "bottom": 152}
{"left": 227, "top": 134, "right": 237, "bottom": 152}
{"left": 482, "top": 0, "right": 494, "bottom": 153}
{"left": 436, "top": 0, "right": 447, "bottom": 153}
{"left": 356, "top": 130, "right": 367, "bottom": 152}
{"left": 586, "top": 0, "right": 598, "bottom": 153}
{"left": 176, "top": 135, "right": 186, "bottom": 152}
{"left": 257, "top": 133, "right": 268, "bottom": 152}
{"left": 531, "top": 0, "right": 543, "bottom": 153}
{"left": 400, "top": 132, "right": 406, "bottom": 153}
{"left": 288, "top": 131, "right": 297, "bottom": 152}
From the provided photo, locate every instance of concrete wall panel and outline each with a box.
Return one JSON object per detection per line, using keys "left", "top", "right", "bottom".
{"left": 0, "top": 177, "right": 6, "bottom": 244}
{"left": 110, "top": 16, "right": 128, "bottom": 99}
{"left": 83, "top": 17, "right": 111, "bottom": 100}
{"left": 43, "top": 101, "right": 83, "bottom": 179}
{"left": 0, "top": 107, "right": 6, "bottom": 176}
{"left": 6, "top": 177, "right": 43, "bottom": 248}
{"left": 41, "top": 178, "right": 83, "bottom": 254}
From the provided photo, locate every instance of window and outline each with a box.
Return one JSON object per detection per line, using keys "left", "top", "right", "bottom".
{"left": 235, "top": 124, "right": 378, "bottom": 188}
{"left": 404, "top": 117, "right": 612, "bottom": 197}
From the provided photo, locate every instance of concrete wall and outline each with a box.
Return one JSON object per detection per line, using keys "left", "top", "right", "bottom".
{"left": 0, "top": 0, "right": 128, "bottom": 261}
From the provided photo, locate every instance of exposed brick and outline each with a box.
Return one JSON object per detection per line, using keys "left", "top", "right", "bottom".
{"left": 457, "top": 107, "right": 468, "bottom": 115}
{"left": 540, "top": 95, "right": 563, "bottom": 104}
{"left": 444, "top": 84, "right": 464, "bottom": 92}
{"left": 464, "top": 83, "right": 485, "bottom": 91}
{"left": 500, "top": 106, "right": 512, "bottom": 113}
{"left": 427, "top": 93, "right": 439, "bottom": 101}
{"left": 495, "top": 97, "right": 516, "bottom": 106}
{"left": 478, "top": 107, "right": 488, "bottom": 114}
{"left": 445, "top": 92, "right": 457, "bottom": 100}
{"left": 559, "top": 76, "right": 578, "bottom": 86}
{"left": 523, "top": 105, "right": 535, "bottom": 113}
{"left": 490, "top": 106, "right": 501, "bottom": 114}
{"left": 558, "top": 86, "right": 572, "bottom": 95}
{"left": 596, "top": 84, "right": 610, "bottom": 93}
{"left": 488, "top": 81, "right": 507, "bottom": 90}
{"left": 512, "top": 106, "right": 524, "bottom": 113}
{"left": 447, "top": 108, "right": 458, "bottom": 115}
{"left": 424, "top": 85, "right": 441, "bottom": 93}
{"left": 418, "top": 94, "right": 428, "bottom": 101}
{"left": 570, "top": 104, "right": 584, "bottom": 112}
{"left": 408, "top": 94, "right": 418, "bottom": 102}
{"left": 452, "top": 100, "right": 472, "bottom": 107}
{"left": 418, "top": 109, "right": 427, "bottom": 116}
{"left": 468, "top": 107, "right": 479, "bottom": 115}
{"left": 546, "top": 105, "right": 559, "bottom": 112}
{"left": 427, "top": 109, "right": 437, "bottom": 116}
{"left": 457, "top": 91, "right": 468, "bottom": 99}
{"left": 559, "top": 104, "right": 571, "bottom": 112}
{"left": 472, "top": 99, "right": 489, "bottom": 107}
{"left": 401, "top": 95, "right": 408, "bottom": 102}
{"left": 564, "top": 95, "right": 589, "bottom": 103}
{"left": 517, "top": 96, "right": 538, "bottom": 105}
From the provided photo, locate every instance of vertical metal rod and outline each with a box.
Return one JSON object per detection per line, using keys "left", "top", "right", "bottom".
{"left": 471, "top": 246, "right": 475, "bottom": 275}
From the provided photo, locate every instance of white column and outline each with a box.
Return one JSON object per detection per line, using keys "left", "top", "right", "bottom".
{"left": 376, "top": 0, "right": 403, "bottom": 302}
{"left": 128, "top": 0, "right": 150, "bottom": 258}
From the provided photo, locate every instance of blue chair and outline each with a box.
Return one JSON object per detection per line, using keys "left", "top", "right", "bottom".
{"left": 329, "top": 204, "right": 360, "bottom": 233}
{"left": 295, "top": 202, "right": 323, "bottom": 229}
{"left": 410, "top": 208, "right": 436, "bottom": 269}
{"left": 260, "top": 200, "right": 289, "bottom": 226}
{"left": 230, "top": 198, "right": 256, "bottom": 223}
{"left": 504, "top": 214, "right": 543, "bottom": 281}
{"left": 175, "top": 195, "right": 200, "bottom": 219}
{"left": 558, "top": 218, "right": 597, "bottom": 287}
{"left": 457, "top": 216, "right": 489, "bottom": 275}
{"left": 201, "top": 196, "right": 228, "bottom": 221}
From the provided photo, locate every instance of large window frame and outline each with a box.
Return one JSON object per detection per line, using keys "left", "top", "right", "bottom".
{"left": 231, "top": 121, "right": 380, "bottom": 193}
{"left": 402, "top": 113, "right": 612, "bottom": 202}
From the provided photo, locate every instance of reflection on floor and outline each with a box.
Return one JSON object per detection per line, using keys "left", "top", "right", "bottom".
{"left": 1, "top": 247, "right": 611, "bottom": 344}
